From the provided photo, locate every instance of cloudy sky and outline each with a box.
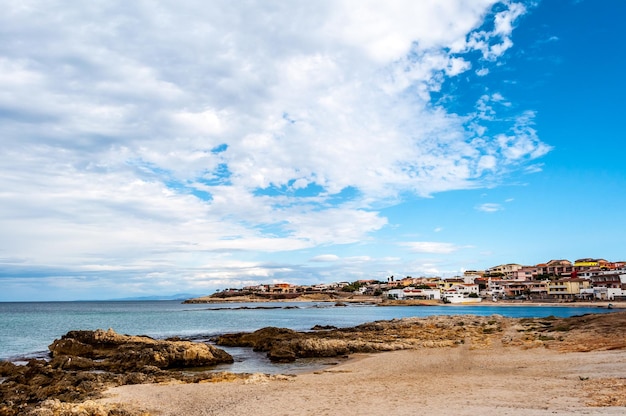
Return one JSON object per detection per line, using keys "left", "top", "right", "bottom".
{"left": 1, "top": 0, "right": 625, "bottom": 301}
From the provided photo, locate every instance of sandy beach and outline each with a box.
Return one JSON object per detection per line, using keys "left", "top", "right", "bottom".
{"left": 99, "top": 343, "right": 626, "bottom": 415}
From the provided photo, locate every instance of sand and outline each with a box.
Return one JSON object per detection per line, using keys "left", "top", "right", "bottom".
{"left": 98, "top": 344, "right": 626, "bottom": 415}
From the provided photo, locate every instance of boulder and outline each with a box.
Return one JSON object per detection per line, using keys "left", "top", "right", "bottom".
{"left": 48, "top": 328, "right": 233, "bottom": 371}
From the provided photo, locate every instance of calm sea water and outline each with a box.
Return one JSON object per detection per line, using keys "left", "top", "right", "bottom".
{"left": 0, "top": 301, "right": 616, "bottom": 373}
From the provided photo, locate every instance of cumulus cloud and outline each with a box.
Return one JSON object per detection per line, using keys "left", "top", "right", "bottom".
{"left": 0, "top": 0, "right": 549, "bottom": 299}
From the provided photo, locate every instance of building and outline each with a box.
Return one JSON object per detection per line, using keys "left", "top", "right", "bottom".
{"left": 269, "top": 283, "right": 297, "bottom": 294}
{"left": 590, "top": 273, "right": 626, "bottom": 300}
{"left": 448, "top": 283, "right": 480, "bottom": 296}
{"left": 500, "top": 280, "right": 548, "bottom": 299}
{"left": 438, "top": 278, "right": 465, "bottom": 290}
{"left": 573, "top": 258, "right": 607, "bottom": 272}
{"left": 442, "top": 290, "right": 482, "bottom": 303}
{"left": 547, "top": 278, "right": 590, "bottom": 299}
{"left": 386, "top": 288, "right": 441, "bottom": 300}
{"left": 512, "top": 266, "right": 539, "bottom": 281}
{"left": 537, "top": 259, "right": 573, "bottom": 277}
{"left": 486, "top": 264, "right": 523, "bottom": 278}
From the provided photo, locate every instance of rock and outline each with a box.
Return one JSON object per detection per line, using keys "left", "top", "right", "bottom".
{"left": 46, "top": 337, "right": 94, "bottom": 357}
{"left": 217, "top": 313, "right": 626, "bottom": 363}
{"left": 267, "top": 347, "right": 297, "bottom": 362}
{"left": 311, "top": 324, "right": 338, "bottom": 330}
{"left": 216, "top": 327, "right": 299, "bottom": 350}
{"left": 48, "top": 328, "right": 233, "bottom": 371}
{"left": 1, "top": 330, "right": 236, "bottom": 415}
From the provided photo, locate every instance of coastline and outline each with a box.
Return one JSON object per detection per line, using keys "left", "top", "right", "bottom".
{"left": 185, "top": 293, "right": 626, "bottom": 310}
{"left": 444, "top": 299, "right": 626, "bottom": 309}
{"left": 5, "top": 310, "right": 626, "bottom": 415}
{"left": 182, "top": 293, "right": 383, "bottom": 304}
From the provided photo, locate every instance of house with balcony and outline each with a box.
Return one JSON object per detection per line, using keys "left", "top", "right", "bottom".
{"left": 497, "top": 280, "right": 547, "bottom": 299}
{"left": 526, "top": 280, "right": 549, "bottom": 299}
{"left": 573, "top": 258, "right": 607, "bottom": 272}
{"left": 512, "top": 266, "right": 539, "bottom": 281}
{"left": 386, "top": 288, "right": 441, "bottom": 300}
{"left": 537, "top": 259, "right": 573, "bottom": 277}
{"left": 448, "top": 283, "right": 479, "bottom": 296}
{"left": 438, "top": 278, "right": 465, "bottom": 290}
{"left": 476, "top": 277, "right": 506, "bottom": 299}
{"left": 547, "top": 278, "right": 591, "bottom": 299}
{"left": 486, "top": 263, "right": 523, "bottom": 278}
{"left": 590, "top": 273, "right": 626, "bottom": 300}
{"left": 442, "top": 288, "right": 482, "bottom": 303}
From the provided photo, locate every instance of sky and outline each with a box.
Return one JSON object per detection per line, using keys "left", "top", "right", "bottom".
{"left": 1, "top": 0, "right": 625, "bottom": 301}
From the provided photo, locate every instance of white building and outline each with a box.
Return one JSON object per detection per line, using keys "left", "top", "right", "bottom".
{"left": 448, "top": 283, "right": 479, "bottom": 296}
{"left": 386, "top": 288, "right": 441, "bottom": 300}
{"left": 442, "top": 291, "right": 482, "bottom": 304}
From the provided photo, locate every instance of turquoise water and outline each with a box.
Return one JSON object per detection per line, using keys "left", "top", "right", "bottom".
{"left": 0, "top": 301, "right": 616, "bottom": 372}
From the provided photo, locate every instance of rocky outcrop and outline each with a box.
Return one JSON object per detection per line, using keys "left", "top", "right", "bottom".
{"left": 0, "top": 329, "right": 234, "bottom": 416}
{"left": 214, "top": 316, "right": 474, "bottom": 362}
{"left": 0, "top": 358, "right": 245, "bottom": 416}
{"left": 215, "top": 311, "right": 626, "bottom": 362}
{"left": 48, "top": 328, "right": 233, "bottom": 371}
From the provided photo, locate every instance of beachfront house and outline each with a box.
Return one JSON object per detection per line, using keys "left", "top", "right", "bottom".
{"left": 590, "top": 273, "right": 626, "bottom": 300}
{"left": 448, "top": 283, "right": 479, "bottom": 296}
{"left": 547, "top": 278, "right": 591, "bottom": 299}
{"left": 442, "top": 290, "right": 482, "bottom": 303}
{"left": 386, "top": 288, "right": 441, "bottom": 300}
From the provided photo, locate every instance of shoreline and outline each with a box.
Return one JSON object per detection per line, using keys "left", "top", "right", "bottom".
{"left": 444, "top": 299, "right": 626, "bottom": 309}
{"left": 4, "top": 311, "right": 626, "bottom": 415}
{"left": 187, "top": 294, "right": 626, "bottom": 310}
{"left": 99, "top": 342, "right": 626, "bottom": 415}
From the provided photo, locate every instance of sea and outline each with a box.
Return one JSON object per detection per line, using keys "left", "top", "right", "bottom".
{"left": 0, "top": 300, "right": 617, "bottom": 374}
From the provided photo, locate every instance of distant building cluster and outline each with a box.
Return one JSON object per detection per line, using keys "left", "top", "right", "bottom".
{"left": 214, "top": 258, "right": 626, "bottom": 303}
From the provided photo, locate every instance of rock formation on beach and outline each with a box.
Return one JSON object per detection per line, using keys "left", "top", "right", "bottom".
{"left": 0, "top": 329, "right": 234, "bottom": 416}
{"left": 214, "top": 311, "right": 626, "bottom": 362}
{"left": 48, "top": 328, "right": 233, "bottom": 371}
{"left": 1, "top": 312, "right": 625, "bottom": 415}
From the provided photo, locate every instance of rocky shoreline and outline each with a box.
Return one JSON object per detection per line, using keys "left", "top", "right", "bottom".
{"left": 1, "top": 311, "right": 625, "bottom": 415}
{"left": 0, "top": 329, "right": 237, "bottom": 416}
{"left": 182, "top": 292, "right": 382, "bottom": 304}
{"left": 183, "top": 292, "right": 626, "bottom": 310}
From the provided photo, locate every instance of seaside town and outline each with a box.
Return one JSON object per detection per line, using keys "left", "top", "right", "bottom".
{"left": 204, "top": 258, "right": 626, "bottom": 304}
{"left": 3, "top": 259, "right": 626, "bottom": 415}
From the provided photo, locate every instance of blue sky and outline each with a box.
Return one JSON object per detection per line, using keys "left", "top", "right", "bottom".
{"left": 1, "top": 0, "right": 624, "bottom": 301}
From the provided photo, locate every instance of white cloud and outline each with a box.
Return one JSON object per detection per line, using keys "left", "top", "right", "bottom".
{"left": 401, "top": 242, "right": 463, "bottom": 254}
{"left": 310, "top": 254, "right": 340, "bottom": 263}
{"left": 476, "top": 203, "right": 503, "bottom": 213}
{"left": 459, "top": 1, "right": 527, "bottom": 60}
{"left": 0, "top": 0, "right": 549, "bottom": 299}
